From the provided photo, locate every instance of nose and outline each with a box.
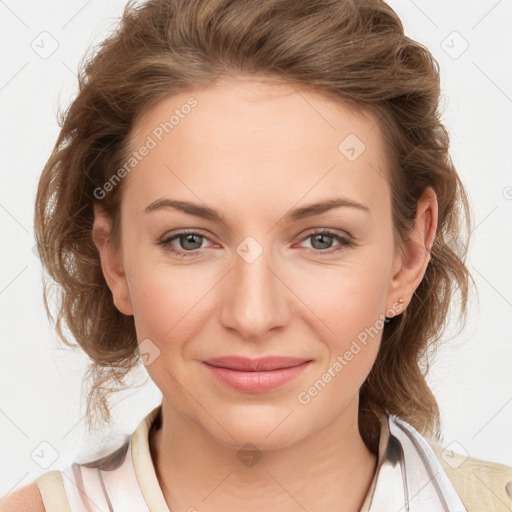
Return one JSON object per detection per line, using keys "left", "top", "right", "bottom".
{"left": 219, "top": 242, "right": 291, "bottom": 342}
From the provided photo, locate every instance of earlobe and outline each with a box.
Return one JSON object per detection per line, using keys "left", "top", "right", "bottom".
{"left": 386, "top": 186, "right": 438, "bottom": 313}
{"left": 92, "top": 203, "right": 133, "bottom": 316}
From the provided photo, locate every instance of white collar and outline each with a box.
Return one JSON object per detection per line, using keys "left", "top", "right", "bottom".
{"left": 63, "top": 405, "right": 467, "bottom": 511}
{"left": 360, "top": 410, "right": 467, "bottom": 511}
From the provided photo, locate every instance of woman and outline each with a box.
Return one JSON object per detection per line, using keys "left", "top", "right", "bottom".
{"left": 3, "top": 0, "right": 511, "bottom": 510}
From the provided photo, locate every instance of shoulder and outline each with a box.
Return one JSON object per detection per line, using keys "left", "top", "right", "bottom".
{"left": 1, "top": 469, "right": 71, "bottom": 512}
{"left": 0, "top": 481, "right": 45, "bottom": 512}
{"left": 427, "top": 438, "right": 512, "bottom": 511}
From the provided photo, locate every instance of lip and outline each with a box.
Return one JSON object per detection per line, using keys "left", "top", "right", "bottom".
{"left": 203, "top": 356, "right": 311, "bottom": 371}
{"left": 203, "top": 356, "right": 312, "bottom": 393}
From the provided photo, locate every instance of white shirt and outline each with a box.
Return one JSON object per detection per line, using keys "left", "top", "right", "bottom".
{"left": 35, "top": 404, "right": 468, "bottom": 511}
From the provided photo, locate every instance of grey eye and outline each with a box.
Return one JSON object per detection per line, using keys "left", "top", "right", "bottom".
{"left": 309, "top": 233, "right": 335, "bottom": 250}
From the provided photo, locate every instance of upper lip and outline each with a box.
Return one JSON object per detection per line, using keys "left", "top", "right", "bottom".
{"left": 203, "top": 356, "right": 312, "bottom": 371}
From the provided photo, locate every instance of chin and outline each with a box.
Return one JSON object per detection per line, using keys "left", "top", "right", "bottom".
{"left": 200, "top": 412, "right": 308, "bottom": 451}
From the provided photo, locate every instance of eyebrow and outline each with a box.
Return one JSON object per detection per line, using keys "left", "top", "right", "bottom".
{"left": 143, "top": 197, "right": 370, "bottom": 223}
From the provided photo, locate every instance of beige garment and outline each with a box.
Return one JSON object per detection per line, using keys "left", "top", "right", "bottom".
{"left": 427, "top": 438, "right": 512, "bottom": 511}
{"left": 34, "top": 405, "right": 512, "bottom": 511}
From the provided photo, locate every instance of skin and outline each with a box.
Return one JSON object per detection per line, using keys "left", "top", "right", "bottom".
{"left": 92, "top": 77, "right": 437, "bottom": 512}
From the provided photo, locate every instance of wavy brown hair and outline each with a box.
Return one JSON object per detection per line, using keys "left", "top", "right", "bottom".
{"left": 34, "top": 0, "right": 475, "bottom": 453}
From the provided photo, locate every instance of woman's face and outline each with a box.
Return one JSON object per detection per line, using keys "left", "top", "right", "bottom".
{"left": 98, "top": 77, "right": 411, "bottom": 449}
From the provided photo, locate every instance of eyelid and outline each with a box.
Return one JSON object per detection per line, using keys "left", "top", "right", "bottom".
{"left": 298, "top": 226, "right": 353, "bottom": 240}
{"left": 159, "top": 227, "right": 352, "bottom": 245}
{"left": 159, "top": 228, "right": 218, "bottom": 248}
{"left": 157, "top": 227, "right": 356, "bottom": 260}
{"left": 294, "top": 228, "right": 355, "bottom": 252}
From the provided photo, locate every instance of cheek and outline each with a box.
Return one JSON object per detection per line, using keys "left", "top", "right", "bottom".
{"left": 291, "top": 251, "right": 392, "bottom": 333}
{"left": 129, "top": 277, "right": 185, "bottom": 340}
{"left": 127, "top": 267, "right": 201, "bottom": 392}
{"left": 126, "top": 250, "right": 216, "bottom": 342}
{"left": 286, "top": 248, "right": 392, "bottom": 384}
{"left": 297, "top": 275, "right": 385, "bottom": 407}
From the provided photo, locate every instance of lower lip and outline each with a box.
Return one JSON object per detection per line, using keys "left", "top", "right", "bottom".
{"left": 203, "top": 361, "right": 311, "bottom": 393}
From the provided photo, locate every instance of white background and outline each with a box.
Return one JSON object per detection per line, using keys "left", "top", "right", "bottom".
{"left": 1, "top": 0, "right": 511, "bottom": 498}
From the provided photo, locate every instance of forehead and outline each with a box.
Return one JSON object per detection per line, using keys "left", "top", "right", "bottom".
{"left": 122, "top": 78, "right": 390, "bottom": 220}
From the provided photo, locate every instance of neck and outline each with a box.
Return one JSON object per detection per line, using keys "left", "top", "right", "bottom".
{"left": 149, "top": 397, "right": 378, "bottom": 512}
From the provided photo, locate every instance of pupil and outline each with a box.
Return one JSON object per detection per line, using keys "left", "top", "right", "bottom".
{"left": 313, "top": 234, "right": 332, "bottom": 250}
{"left": 182, "top": 234, "right": 201, "bottom": 250}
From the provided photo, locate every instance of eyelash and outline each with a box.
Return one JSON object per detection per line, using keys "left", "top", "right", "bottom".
{"left": 156, "top": 229, "right": 355, "bottom": 259}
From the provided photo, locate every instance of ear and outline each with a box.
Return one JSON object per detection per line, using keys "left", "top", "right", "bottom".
{"left": 385, "top": 186, "right": 438, "bottom": 315}
{"left": 91, "top": 202, "right": 133, "bottom": 316}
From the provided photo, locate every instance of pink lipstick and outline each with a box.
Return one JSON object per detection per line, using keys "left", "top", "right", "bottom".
{"left": 203, "top": 356, "right": 312, "bottom": 392}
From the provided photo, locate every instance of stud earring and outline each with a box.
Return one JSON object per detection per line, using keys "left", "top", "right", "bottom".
{"left": 385, "top": 298, "right": 405, "bottom": 322}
